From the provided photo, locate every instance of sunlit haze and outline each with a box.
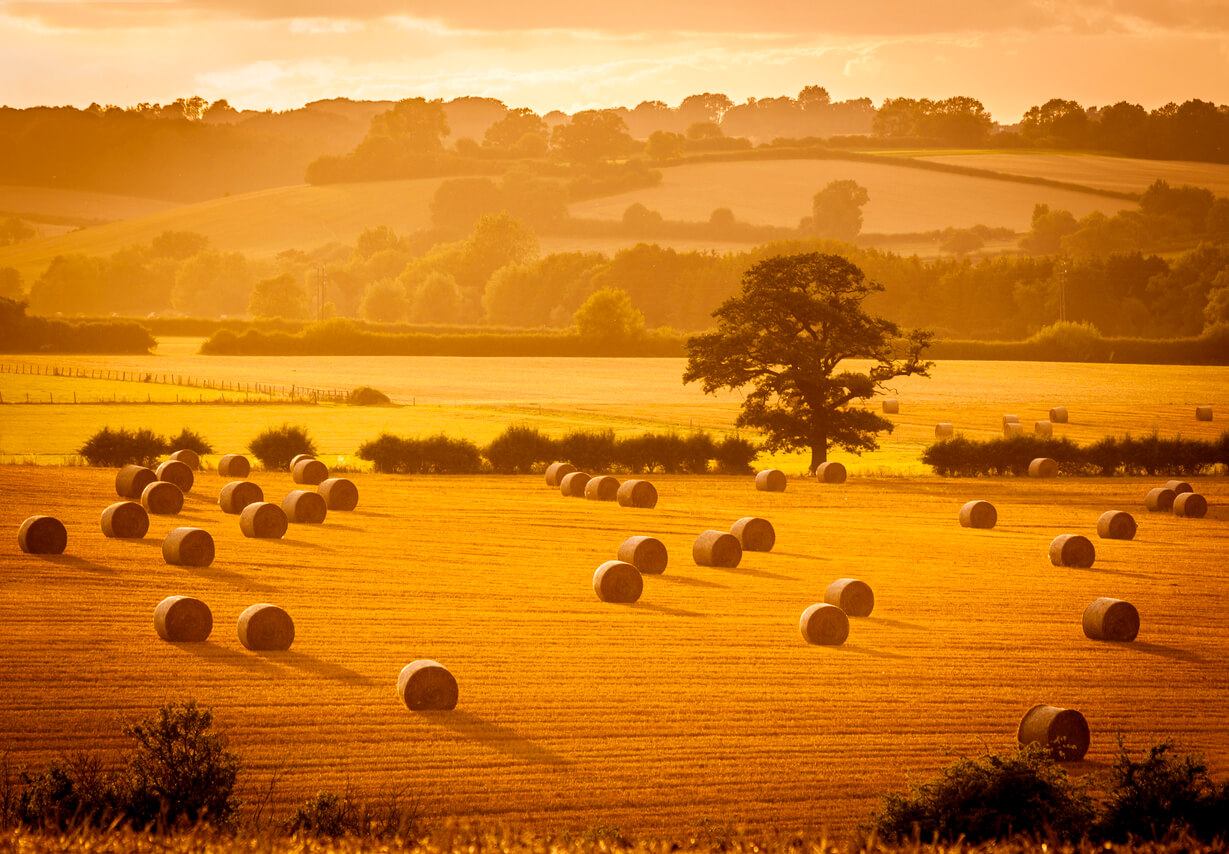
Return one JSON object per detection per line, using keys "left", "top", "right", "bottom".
{"left": 2, "top": 0, "right": 1227, "bottom": 120}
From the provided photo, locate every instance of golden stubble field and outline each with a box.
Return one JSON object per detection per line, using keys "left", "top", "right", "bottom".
{"left": 1, "top": 466, "right": 1227, "bottom": 836}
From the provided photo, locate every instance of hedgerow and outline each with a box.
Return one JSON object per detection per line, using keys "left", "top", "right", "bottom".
{"left": 922, "top": 432, "right": 1229, "bottom": 477}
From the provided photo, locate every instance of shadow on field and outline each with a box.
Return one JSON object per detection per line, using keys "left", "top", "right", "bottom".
{"left": 183, "top": 564, "right": 280, "bottom": 593}
{"left": 174, "top": 642, "right": 283, "bottom": 675}
{"left": 870, "top": 617, "right": 927, "bottom": 631}
{"left": 278, "top": 538, "right": 334, "bottom": 551}
{"left": 631, "top": 602, "right": 706, "bottom": 618}
{"left": 263, "top": 650, "right": 376, "bottom": 684}
{"left": 655, "top": 574, "right": 727, "bottom": 589}
{"left": 1069, "top": 563, "right": 1156, "bottom": 580}
{"left": 836, "top": 643, "right": 909, "bottom": 660}
{"left": 771, "top": 551, "right": 832, "bottom": 562}
{"left": 709, "top": 565, "right": 798, "bottom": 582}
{"left": 1116, "top": 640, "right": 1202, "bottom": 663}
{"left": 417, "top": 710, "right": 567, "bottom": 765}
{"left": 44, "top": 555, "right": 117, "bottom": 575}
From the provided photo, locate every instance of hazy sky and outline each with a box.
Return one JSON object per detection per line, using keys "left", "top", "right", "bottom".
{"left": 2, "top": 1, "right": 1227, "bottom": 122}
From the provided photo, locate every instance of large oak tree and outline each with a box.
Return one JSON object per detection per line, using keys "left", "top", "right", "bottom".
{"left": 684, "top": 252, "right": 933, "bottom": 473}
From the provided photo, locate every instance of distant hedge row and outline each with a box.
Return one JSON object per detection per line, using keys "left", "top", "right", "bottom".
{"left": 199, "top": 322, "right": 684, "bottom": 357}
{"left": 358, "top": 426, "right": 760, "bottom": 475}
{"left": 922, "top": 433, "right": 1229, "bottom": 477}
{"left": 1, "top": 297, "right": 155, "bottom": 354}
{"left": 929, "top": 324, "right": 1229, "bottom": 366}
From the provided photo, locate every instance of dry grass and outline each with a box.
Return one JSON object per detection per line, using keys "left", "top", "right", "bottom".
{"left": 1, "top": 466, "right": 1227, "bottom": 835}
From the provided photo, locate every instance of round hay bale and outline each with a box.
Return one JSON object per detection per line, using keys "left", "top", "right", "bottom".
{"left": 816, "top": 461, "right": 846, "bottom": 484}
{"left": 824, "top": 578, "right": 874, "bottom": 617}
{"left": 154, "top": 595, "right": 212, "bottom": 642}
{"left": 116, "top": 464, "right": 156, "bottom": 499}
{"left": 1004, "top": 422, "right": 1025, "bottom": 437}
{"left": 218, "top": 481, "right": 263, "bottom": 514}
{"left": 1195, "top": 406, "right": 1213, "bottom": 421}
{"left": 1163, "top": 479, "right": 1193, "bottom": 495}
{"left": 162, "top": 527, "right": 214, "bottom": 567}
{"left": 318, "top": 478, "right": 358, "bottom": 511}
{"left": 935, "top": 423, "right": 954, "bottom": 438}
{"left": 617, "top": 536, "right": 667, "bottom": 575}
{"left": 1082, "top": 597, "right": 1139, "bottom": 642}
{"left": 1002, "top": 414, "right": 1020, "bottom": 426}
{"left": 156, "top": 459, "right": 194, "bottom": 493}
{"left": 18, "top": 516, "right": 67, "bottom": 554}
{"left": 1173, "top": 492, "right": 1207, "bottom": 518}
{"left": 282, "top": 490, "right": 327, "bottom": 524}
{"left": 693, "top": 530, "right": 742, "bottom": 568}
{"left": 559, "top": 471, "right": 591, "bottom": 498}
{"left": 1028, "top": 457, "right": 1059, "bottom": 478}
{"left": 958, "top": 500, "right": 997, "bottom": 529}
{"left": 1144, "top": 487, "right": 1176, "bottom": 512}
{"left": 1049, "top": 406, "right": 1069, "bottom": 423}
{"left": 237, "top": 603, "right": 294, "bottom": 651}
{"left": 168, "top": 448, "right": 201, "bottom": 470}
{"left": 100, "top": 501, "right": 149, "bottom": 539}
{"left": 544, "top": 462, "right": 577, "bottom": 487}
{"left": 882, "top": 398, "right": 899, "bottom": 414}
{"left": 755, "top": 469, "right": 787, "bottom": 492}
{"left": 289, "top": 454, "right": 315, "bottom": 470}
{"left": 730, "top": 516, "right": 775, "bottom": 552}
{"left": 616, "top": 479, "right": 658, "bottom": 508}
{"left": 799, "top": 603, "right": 849, "bottom": 646}
{"left": 1096, "top": 510, "right": 1136, "bottom": 540}
{"left": 1017, "top": 704, "right": 1090, "bottom": 761}
{"left": 142, "top": 481, "right": 183, "bottom": 516}
{"left": 1034, "top": 420, "right": 1053, "bottom": 437}
{"left": 584, "top": 475, "right": 620, "bottom": 501}
{"left": 217, "top": 454, "right": 250, "bottom": 478}
{"left": 1049, "top": 534, "right": 1095, "bottom": 568}
{"left": 593, "top": 560, "right": 643, "bottom": 603}
{"left": 398, "top": 660, "right": 458, "bottom": 710}
{"left": 240, "top": 502, "right": 288, "bottom": 539}
{"left": 292, "top": 458, "right": 329, "bottom": 486}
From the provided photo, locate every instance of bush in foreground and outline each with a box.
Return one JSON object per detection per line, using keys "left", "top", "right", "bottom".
{"left": 77, "top": 427, "right": 168, "bottom": 467}
{"left": 249, "top": 424, "right": 317, "bottom": 471}
{"left": 870, "top": 744, "right": 1095, "bottom": 843}
{"left": 1095, "top": 739, "right": 1229, "bottom": 842}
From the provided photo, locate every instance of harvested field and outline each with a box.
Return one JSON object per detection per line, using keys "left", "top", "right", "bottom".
{"left": 1, "top": 467, "right": 1226, "bottom": 835}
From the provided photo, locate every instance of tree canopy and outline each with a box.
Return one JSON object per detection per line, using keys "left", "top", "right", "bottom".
{"left": 683, "top": 252, "right": 932, "bottom": 472}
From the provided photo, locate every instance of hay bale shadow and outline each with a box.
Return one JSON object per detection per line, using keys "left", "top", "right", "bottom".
{"left": 170, "top": 641, "right": 283, "bottom": 675}
{"left": 870, "top": 617, "right": 927, "bottom": 631}
{"left": 1113, "top": 640, "right": 1201, "bottom": 663}
{"left": 417, "top": 710, "right": 567, "bottom": 765}
{"left": 655, "top": 574, "right": 727, "bottom": 590}
{"left": 708, "top": 565, "right": 798, "bottom": 581}
{"left": 631, "top": 602, "right": 707, "bottom": 618}
{"left": 835, "top": 643, "right": 910, "bottom": 660}
{"left": 44, "top": 555, "right": 117, "bottom": 575}
{"left": 257, "top": 649, "right": 375, "bottom": 684}
{"left": 183, "top": 564, "right": 280, "bottom": 594}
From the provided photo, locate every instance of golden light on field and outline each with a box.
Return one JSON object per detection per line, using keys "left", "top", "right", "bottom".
{"left": 1, "top": 467, "right": 1226, "bottom": 834}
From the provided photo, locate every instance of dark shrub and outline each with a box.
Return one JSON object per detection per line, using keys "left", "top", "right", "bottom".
{"left": 121, "top": 700, "right": 240, "bottom": 828}
{"left": 485, "top": 425, "right": 557, "bottom": 473}
{"left": 419, "top": 435, "right": 482, "bottom": 474}
{"left": 16, "top": 753, "right": 119, "bottom": 829}
{"left": 1096, "top": 739, "right": 1229, "bottom": 842}
{"left": 165, "top": 428, "right": 213, "bottom": 456}
{"left": 347, "top": 386, "right": 391, "bottom": 406}
{"left": 922, "top": 432, "right": 1224, "bottom": 477}
{"left": 249, "top": 424, "right": 317, "bottom": 471}
{"left": 357, "top": 433, "right": 418, "bottom": 473}
{"left": 713, "top": 436, "right": 760, "bottom": 474}
{"left": 870, "top": 744, "right": 1095, "bottom": 843}
{"left": 78, "top": 427, "right": 168, "bottom": 467}
{"left": 558, "top": 429, "right": 617, "bottom": 472}
{"left": 287, "top": 789, "right": 362, "bottom": 838}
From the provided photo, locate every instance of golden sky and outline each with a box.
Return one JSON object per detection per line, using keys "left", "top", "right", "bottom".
{"left": 1, "top": 1, "right": 1227, "bottom": 121}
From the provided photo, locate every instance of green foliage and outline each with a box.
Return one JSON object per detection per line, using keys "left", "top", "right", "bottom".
{"left": 1096, "top": 739, "right": 1229, "bottom": 842}
{"left": 121, "top": 700, "right": 240, "bottom": 828}
{"left": 286, "top": 790, "right": 362, "bottom": 838}
{"left": 712, "top": 436, "right": 761, "bottom": 475}
{"left": 0, "top": 297, "right": 155, "bottom": 354}
{"left": 573, "top": 288, "right": 645, "bottom": 341}
{"left": 248, "top": 424, "right": 318, "bottom": 471}
{"left": 557, "top": 429, "right": 618, "bottom": 472}
{"left": 922, "top": 432, "right": 1228, "bottom": 477}
{"left": 871, "top": 744, "right": 1095, "bottom": 843}
{"left": 78, "top": 427, "right": 168, "bottom": 467}
{"left": 166, "top": 428, "right": 213, "bottom": 456}
{"left": 485, "top": 425, "right": 557, "bottom": 473}
{"left": 1027, "top": 321, "right": 1104, "bottom": 361}
{"left": 14, "top": 753, "right": 119, "bottom": 829}
{"left": 807, "top": 180, "right": 869, "bottom": 240}
{"left": 684, "top": 252, "right": 932, "bottom": 472}
{"left": 248, "top": 273, "right": 308, "bottom": 320}
{"left": 346, "top": 386, "right": 391, "bottom": 406}
{"left": 355, "top": 433, "right": 482, "bottom": 474}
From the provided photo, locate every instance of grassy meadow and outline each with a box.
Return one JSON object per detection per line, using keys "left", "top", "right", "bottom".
{"left": 1, "top": 348, "right": 1225, "bottom": 473}
{"left": 1, "top": 465, "right": 1226, "bottom": 837}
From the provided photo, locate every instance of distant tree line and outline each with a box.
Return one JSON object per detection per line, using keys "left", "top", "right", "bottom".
{"left": 0, "top": 296, "right": 154, "bottom": 353}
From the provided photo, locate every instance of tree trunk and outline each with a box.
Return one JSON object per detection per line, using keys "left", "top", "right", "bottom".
{"left": 808, "top": 426, "right": 828, "bottom": 475}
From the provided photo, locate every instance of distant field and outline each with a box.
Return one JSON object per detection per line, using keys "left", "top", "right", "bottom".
{"left": 568, "top": 160, "right": 1134, "bottom": 233}
{"left": 915, "top": 152, "right": 1229, "bottom": 196}
{"left": 0, "top": 184, "right": 179, "bottom": 224}
{"left": 0, "top": 178, "right": 447, "bottom": 283}
{"left": 1, "top": 467, "right": 1226, "bottom": 836}
{"left": 1, "top": 349, "right": 1225, "bottom": 474}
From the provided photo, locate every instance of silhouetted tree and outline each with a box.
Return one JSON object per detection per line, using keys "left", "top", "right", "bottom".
{"left": 808, "top": 180, "right": 869, "bottom": 241}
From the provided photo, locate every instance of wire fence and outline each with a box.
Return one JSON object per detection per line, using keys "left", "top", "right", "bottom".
{"left": 0, "top": 361, "right": 351, "bottom": 404}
